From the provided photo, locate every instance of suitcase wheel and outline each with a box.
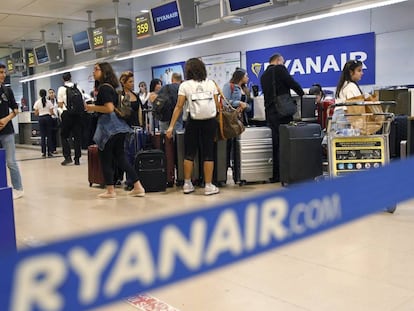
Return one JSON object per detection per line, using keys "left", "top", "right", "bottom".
{"left": 386, "top": 205, "right": 397, "bottom": 214}
{"left": 89, "top": 182, "right": 92, "bottom": 187}
{"left": 167, "top": 181, "right": 174, "bottom": 188}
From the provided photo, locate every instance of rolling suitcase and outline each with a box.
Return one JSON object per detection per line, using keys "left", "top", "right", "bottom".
{"left": 389, "top": 115, "right": 408, "bottom": 158}
{"left": 212, "top": 140, "right": 227, "bottom": 186}
{"left": 135, "top": 149, "right": 167, "bottom": 192}
{"left": 175, "top": 130, "right": 200, "bottom": 186}
{"left": 88, "top": 145, "right": 105, "bottom": 187}
{"left": 152, "top": 132, "right": 175, "bottom": 187}
{"left": 279, "top": 123, "right": 323, "bottom": 185}
{"left": 233, "top": 126, "right": 273, "bottom": 184}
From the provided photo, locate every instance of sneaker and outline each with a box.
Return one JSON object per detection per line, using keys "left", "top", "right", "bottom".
{"left": 13, "top": 189, "right": 24, "bottom": 200}
{"left": 183, "top": 182, "right": 195, "bottom": 194}
{"left": 204, "top": 184, "right": 219, "bottom": 196}
{"left": 47, "top": 153, "right": 54, "bottom": 157}
{"left": 41, "top": 154, "right": 46, "bottom": 158}
{"left": 61, "top": 159, "right": 72, "bottom": 166}
{"left": 97, "top": 192, "right": 116, "bottom": 199}
{"left": 128, "top": 188, "right": 145, "bottom": 197}
{"left": 74, "top": 158, "right": 80, "bottom": 165}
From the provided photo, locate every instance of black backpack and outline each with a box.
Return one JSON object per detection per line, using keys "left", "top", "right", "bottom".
{"left": 65, "top": 84, "right": 84, "bottom": 114}
{"left": 152, "top": 85, "right": 176, "bottom": 122}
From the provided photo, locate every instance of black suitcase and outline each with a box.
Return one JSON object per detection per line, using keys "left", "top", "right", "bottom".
{"left": 389, "top": 115, "right": 408, "bottom": 158}
{"left": 134, "top": 149, "right": 167, "bottom": 192}
{"left": 279, "top": 123, "right": 323, "bottom": 185}
{"left": 175, "top": 130, "right": 200, "bottom": 186}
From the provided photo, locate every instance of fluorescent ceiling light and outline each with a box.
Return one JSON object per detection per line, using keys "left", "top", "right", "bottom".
{"left": 116, "top": 0, "right": 408, "bottom": 61}
{"left": 20, "top": 65, "right": 86, "bottom": 83}
{"left": 140, "top": 9, "right": 149, "bottom": 13}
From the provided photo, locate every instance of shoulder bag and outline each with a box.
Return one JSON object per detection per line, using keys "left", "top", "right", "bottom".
{"left": 272, "top": 69, "right": 297, "bottom": 117}
{"left": 214, "top": 81, "right": 245, "bottom": 140}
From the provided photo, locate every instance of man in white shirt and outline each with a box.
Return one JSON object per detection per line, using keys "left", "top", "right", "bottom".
{"left": 57, "top": 72, "right": 83, "bottom": 166}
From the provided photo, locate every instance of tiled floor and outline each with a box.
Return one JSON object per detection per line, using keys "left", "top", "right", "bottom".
{"left": 9, "top": 146, "right": 414, "bottom": 311}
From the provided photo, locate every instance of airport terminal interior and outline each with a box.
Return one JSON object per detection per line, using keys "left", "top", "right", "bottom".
{"left": 3, "top": 0, "right": 414, "bottom": 310}
{"left": 10, "top": 146, "right": 414, "bottom": 311}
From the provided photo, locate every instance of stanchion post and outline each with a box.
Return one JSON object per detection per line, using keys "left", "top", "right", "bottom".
{"left": 0, "top": 149, "right": 17, "bottom": 254}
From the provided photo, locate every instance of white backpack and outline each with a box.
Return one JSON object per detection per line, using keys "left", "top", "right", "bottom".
{"left": 189, "top": 82, "right": 217, "bottom": 120}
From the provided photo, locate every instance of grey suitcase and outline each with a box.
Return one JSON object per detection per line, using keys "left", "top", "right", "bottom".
{"left": 233, "top": 126, "right": 273, "bottom": 184}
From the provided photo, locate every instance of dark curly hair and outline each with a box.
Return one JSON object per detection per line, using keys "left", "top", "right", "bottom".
{"left": 185, "top": 58, "right": 207, "bottom": 82}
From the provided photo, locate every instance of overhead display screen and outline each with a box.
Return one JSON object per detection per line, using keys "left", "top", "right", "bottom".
{"left": 72, "top": 30, "right": 92, "bottom": 55}
{"left": 151, "top": 1, "right": 182, "bottom": 34}
{"left": 227, "top": 0, "right": 273, "bottom": 13}
{"left": 34, "top": 44, "right": 50, "bottom": 65}
{"left": 27, "top": 51, "right": 36, "bottom": 67}
{"left": 6, "top": 59, "right": 14, "bottom": 73}
{"left": 136, "top": 13, "right": 153, "bottom": 39}
{"left": 92, "top": 27, "right": 105, "bottom": 50}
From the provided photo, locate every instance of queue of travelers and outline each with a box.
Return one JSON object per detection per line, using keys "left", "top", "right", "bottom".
{"left": 3, "top": 55, "right": 367, "bottom": 200}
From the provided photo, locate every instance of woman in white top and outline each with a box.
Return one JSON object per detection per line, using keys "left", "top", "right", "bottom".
{"left": 33, "top": 89, "right": 55, "bottom": 157}
{"left": 166, "top": 58, "right": 220, "bottom": 196}
{"left": 138, "top": 81, "right": 149, "bottom": 107}
{"left": 335, "top": 59, "right": 364, "bottom": 101}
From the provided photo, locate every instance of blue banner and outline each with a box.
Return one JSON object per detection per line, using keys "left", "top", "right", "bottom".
{"left": 1, "top": 157, "right": 413, "bottom": 311}
{"left": 246, "top": 32, "right": 375, "bottom": 90}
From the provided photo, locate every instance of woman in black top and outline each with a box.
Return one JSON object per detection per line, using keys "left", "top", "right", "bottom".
{"left": 119, "top": 71, "right": 142, "bottom": 127}
{"left": 85, "top": 62, "right": 145, "bottom": 199}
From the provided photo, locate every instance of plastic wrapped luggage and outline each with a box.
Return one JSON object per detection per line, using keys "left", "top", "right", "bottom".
{"left": 88, "top": 145, "right": 105, "bottom": 187}
{"left": 134, "top": 149, "right": 167, "bottom": 192}
{"left": 151, "top": 132, "right": 175, "bottom": 187}
{"left": 279, "top": 123, "right": 323, "bottom": 185}
{"left": 233, "top": 126, "right": 273, "bottom": 184}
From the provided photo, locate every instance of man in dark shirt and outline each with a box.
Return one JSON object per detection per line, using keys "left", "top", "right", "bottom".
{"left": 0, "top": 63, "right": 24, "bottom": 199}
{"left": 260, "top": 53, "right": 304, "bottom": 182}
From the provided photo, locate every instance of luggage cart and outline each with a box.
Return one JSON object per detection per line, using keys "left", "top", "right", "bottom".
{"left": 326, "top": 101, "right": 396, "bottom": 213}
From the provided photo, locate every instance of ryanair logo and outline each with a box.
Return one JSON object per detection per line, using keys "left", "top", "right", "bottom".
{"left": 251, "top": 63, "right": 262, "bottom": 78}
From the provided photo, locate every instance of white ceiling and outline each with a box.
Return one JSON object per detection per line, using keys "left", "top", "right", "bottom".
{"left": 0, "top": 0, "right": 387, "bottom": 61}
{"left": 0, "top": 0, "right": 163, "bottom": 57}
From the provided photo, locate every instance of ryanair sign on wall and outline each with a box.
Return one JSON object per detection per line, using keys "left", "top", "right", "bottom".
{"left": 246, "top": 32, "right": 375, "bottom": 90}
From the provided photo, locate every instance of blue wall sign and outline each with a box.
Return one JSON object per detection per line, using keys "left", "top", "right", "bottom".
{"left": 246, "top": 32, "right": 375, "bottom": 90}
{"left": 151, "top": 1, "right": 182, "bottom": 33}
{"left": 228, "top": 0, "right": 272, "bottom": 13}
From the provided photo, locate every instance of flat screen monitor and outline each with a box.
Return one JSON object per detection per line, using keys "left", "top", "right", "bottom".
{"left": 72, "top": 30, "right": 92, "bottom": 55}
{"left": 227, "top": 0, "right": 273, "bottom": 14}
{"left": 151, "top": 1, "right": 183, "bottom": 34}
{"left": 301, "top": 95, "right": 318, "bottom": 122}
{"left": 34, "top": 44, "right": 49, "bottom": 65}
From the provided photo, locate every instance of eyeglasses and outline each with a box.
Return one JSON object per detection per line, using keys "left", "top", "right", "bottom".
{"left": 93, "top": 68, "right": 101, "bottom": 72}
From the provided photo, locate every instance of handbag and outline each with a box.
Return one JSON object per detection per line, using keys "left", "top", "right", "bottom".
{"left": 272, "top": 69, "right": 297, "bottom": 117}
{"left": 214, "top": 81, "right": 245, "bottom": 140}
{"left": 275, "top": 93, "right": 297, "bottom": 117}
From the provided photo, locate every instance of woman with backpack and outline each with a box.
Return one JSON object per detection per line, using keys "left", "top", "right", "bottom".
{"left": 166, "top": 58, "right": 220, "bottom": 196}
{"left": 85, "top": 62, "right": 146, "bottom": 199}
{"left": 33, "top": 89, "right": 55, "bottom": 158}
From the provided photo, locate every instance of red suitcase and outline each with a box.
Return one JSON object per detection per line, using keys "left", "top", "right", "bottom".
{"left": 88, "top": 145, "right": 105, "bottom": 187}
{"left": 317, "top": 98, "right": 335, "bottom": 130}
{"left": 151, "top": 132, "right": 175, "bottom": 187}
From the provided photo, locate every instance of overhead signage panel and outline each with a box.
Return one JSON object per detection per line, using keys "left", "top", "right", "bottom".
{"left": 151, "top": 1, "right": 183, "bottom": 34}
{"left": 92, "top": 27, "right": 105, "bottom": 50}
{"left": 227, "top": 0, "right": 273, "bottom": 14}
{"left": 136, "top": 13, "right": 153, "bottom": 39}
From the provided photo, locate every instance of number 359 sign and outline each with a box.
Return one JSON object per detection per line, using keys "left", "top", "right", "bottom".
{"left": 136, "top": 13, "right": 153, "bottom": 39}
